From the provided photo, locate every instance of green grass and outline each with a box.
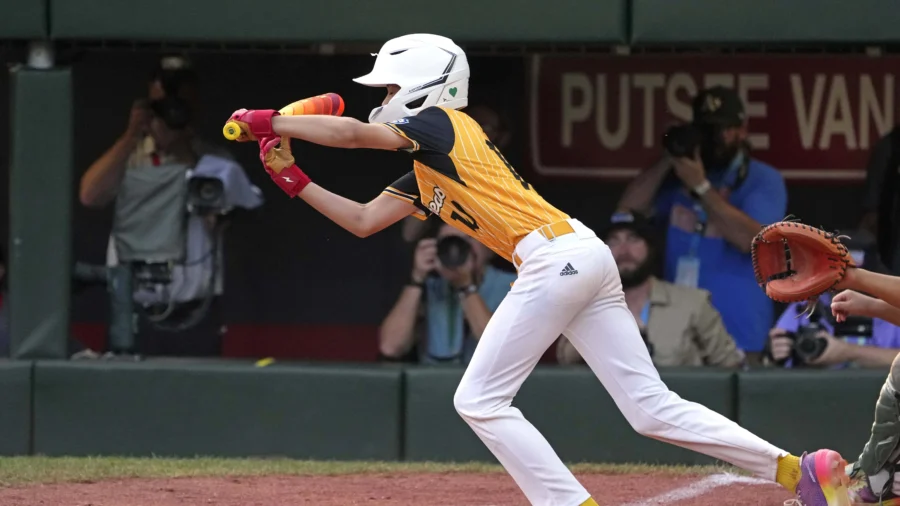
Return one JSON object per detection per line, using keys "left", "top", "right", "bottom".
{"left": 0, "top": 457, "right": 738, "bottom": 487}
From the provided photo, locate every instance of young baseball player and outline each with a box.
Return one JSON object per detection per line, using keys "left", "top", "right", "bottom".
{"left": 750, "top": 220, "right": 900, "bottom": 506}
{"left": 226, "top": 34, "right": 850, "bottom": 506}
{"left": 827, "top": 269, "right": 900, "bottom": 505}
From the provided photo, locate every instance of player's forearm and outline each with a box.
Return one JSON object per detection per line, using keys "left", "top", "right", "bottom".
{"left": 272, "top": 115, "right": 364, "bottom": 149}
{"left": 296, "top": 184, "right": 368, "bottom": 237}
{"left": 378, "top": 287, "right": 422, "bottom": 357}
{"left": 844, "top": 344, "right": 900, "bottom": 368}
{"left": 79, "top": 133, "right": 140, "bottom": 207}
{"left": 845, "top": 269, "right": 900, "bottom": 315}
{"left": 838, "top": 293, "right": 900, "bottom": 326}
{"left": 868, "top": 299, "right": 900, "bottom": 327}
{"left": 617, "top": 158, "right": 671, "bottom": 213}
{"left": 461, "top": 294, "right": 492, "bottom": 339}
{"left": 698, "top": 189, "right": 759, "bottom": 253}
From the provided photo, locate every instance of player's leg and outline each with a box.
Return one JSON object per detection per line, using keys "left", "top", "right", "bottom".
{"left": 847, "top": 352, "right": 900, "bottom": 504}
{"left": 453, "top": 229, "right": 611, "bottom": 506}
{"left": 562, "top": 245, "right": 851, "bottom": 505}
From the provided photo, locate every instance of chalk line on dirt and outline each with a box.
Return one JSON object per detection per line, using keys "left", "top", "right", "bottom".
{"left": 619, "top": 473, "right": 775, "bottom": 506}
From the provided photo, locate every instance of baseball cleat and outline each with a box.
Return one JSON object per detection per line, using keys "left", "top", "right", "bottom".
{"left": 792, "top": 450, "right": 852, "bottom": 506}
{"left": 846, "top": 462, "right": 900, "bottom": 505}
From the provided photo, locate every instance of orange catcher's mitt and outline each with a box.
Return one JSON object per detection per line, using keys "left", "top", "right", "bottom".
{"left": 750, "top": 220, "right": 855, "bottom": 303}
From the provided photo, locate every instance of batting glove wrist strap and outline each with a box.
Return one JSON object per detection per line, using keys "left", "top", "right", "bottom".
{"left": 230, "top": 109, "right": 280, "bottom": 139}
{"left": 268, "top": 163, "right": 311, "bottom": 197}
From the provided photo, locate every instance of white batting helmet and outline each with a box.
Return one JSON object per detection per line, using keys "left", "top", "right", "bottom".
{"left": 353, "top": 34, "right": 469, "bottom": 124}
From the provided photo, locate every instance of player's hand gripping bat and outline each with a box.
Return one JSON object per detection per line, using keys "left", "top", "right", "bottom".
{"left": 223, "top": 93, "right": 345, "bottom": 173}
{"left": 222, "top": 93, "right": 345, "bottom": 142}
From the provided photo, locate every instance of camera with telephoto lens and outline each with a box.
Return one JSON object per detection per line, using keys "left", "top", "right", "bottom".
{"left": 187, "top": 176, "right": 226, "bottom": 215}
{"left": 662, "top": 123, "right": 705, "bottom": 158}
{"left": 785, "top": 321, "right": 828, "bottom": 365}
{"left": 436, "top": 235, "right": 472, "bottom": 269}
{"left": 662, "top": 121, "right": 729, "bottom": 159}
{"left": 149, "top": 95, "right": 191, "bottom": 130}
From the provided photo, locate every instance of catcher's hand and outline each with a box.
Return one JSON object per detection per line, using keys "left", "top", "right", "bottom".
{"left": 750, "top": 219, "right": 855, "bottom": 304}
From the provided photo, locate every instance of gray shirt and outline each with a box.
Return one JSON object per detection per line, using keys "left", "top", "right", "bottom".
{"left": 106, "top": 136, "right": 254, "bottom": 305}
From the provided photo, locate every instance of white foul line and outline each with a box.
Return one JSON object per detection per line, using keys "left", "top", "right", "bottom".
{"left": 620, "top": 473, "right": 775, "bottom": 506}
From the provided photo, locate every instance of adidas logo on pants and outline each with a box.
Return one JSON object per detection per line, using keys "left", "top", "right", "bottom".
{"left": 560, "top": 263, "right": 578, "bottom": 276}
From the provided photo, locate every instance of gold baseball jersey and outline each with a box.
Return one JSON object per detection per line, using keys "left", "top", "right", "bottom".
{"left": 380, "top": 106, "right": 569, "bottom": 262}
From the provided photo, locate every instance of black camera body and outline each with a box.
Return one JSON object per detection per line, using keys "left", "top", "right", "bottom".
{"left": 149, "top": 95, "right": 191, "bottom": 130}
{"left": 436, "top": 235, "right": 472, "bottom": 269}
{"left": 132, "top": 261, "right": 174, "bottom": 287}
{"left": 662, "top": 123, "right": 705, "bottom": 158}
{"left": 785, "top": 322, "right": 829, "bottom": 365}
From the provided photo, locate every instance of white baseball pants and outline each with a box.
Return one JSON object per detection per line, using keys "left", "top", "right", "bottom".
{"left": 453, "top": 219, "right": 786, "bottom": 506}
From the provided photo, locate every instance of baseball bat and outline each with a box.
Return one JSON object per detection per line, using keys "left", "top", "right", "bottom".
{"left": 222, "top": 93, "right": 346, "bottom": 141}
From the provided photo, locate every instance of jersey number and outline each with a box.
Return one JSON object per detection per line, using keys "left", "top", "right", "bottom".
{"left": 450, "top": 201, "right": 479, "bottom": 232}
{"left": 486, "top": 140, "right": 530, "bottom": 190}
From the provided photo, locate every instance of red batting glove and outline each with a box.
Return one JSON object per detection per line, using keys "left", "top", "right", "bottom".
{"left": 229, "top": 109, "right": 280, "bottom": 140}
{"left": 267, "top": 164, "right": 311, "bottom": 198}
{"left": 258, "top": 136, "right": 311, "bottom": 198}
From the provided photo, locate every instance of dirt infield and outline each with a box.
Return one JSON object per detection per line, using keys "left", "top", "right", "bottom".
{"left": 0, "top": 471, "right": 794, "bottom": 505}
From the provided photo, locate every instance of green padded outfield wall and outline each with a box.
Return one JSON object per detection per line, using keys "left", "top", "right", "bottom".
{"left": 32, "top": 362, "right": 403, "bottom": 459}
{"left": 631, "top": 0, "right": 900, "bottom": 44}
{"left": 0, "top": 0, "right": 46, "bottom": 38}
{"left": 0, "top": 362, "right": 33, "bottom": 456}
{"left": 9, "top": 68, "right": 72, "bottom": 360}
{"left": 22, "top": 364, "right": 896, "bottom": 462}
{"left": 404, "top": 367, "right": 735, "bottom": 465}
{"left": 737, "top": 369, "right": 887, "bottom": 459}
{"left": 49, "top": 0, "right": 627, "bottom": 43}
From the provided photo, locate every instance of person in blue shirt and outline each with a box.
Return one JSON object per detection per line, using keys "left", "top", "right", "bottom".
{"left": 378, "top": 221, "right": 517, "bottom": 365}
{"left": 618, "top": 86, "right": 787, "bottom": 360}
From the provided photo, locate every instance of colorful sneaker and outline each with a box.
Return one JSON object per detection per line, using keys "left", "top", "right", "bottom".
{"left": 847, "top": 462, "right": 900, "bottom": 505}
{"left": 792, "top": 450, "right": 851, "bottom": 506}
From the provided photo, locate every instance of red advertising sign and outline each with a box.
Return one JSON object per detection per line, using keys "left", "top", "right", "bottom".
{"left": 529, "top": 54, "right": 900, "bottom": 181}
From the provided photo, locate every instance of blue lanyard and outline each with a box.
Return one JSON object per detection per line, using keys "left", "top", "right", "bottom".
{"left": 639, "top": 300, "right": 651, "bottom": 326}
{"left": 689, "top": 206, "right": 706, "bottom": 257}
{"left": 688, "top": 153, "right": 744, "bottom": 257}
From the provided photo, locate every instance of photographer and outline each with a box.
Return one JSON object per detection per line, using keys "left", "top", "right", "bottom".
{"left": 378, "top": 222, "right": 517, "bottom": 364}
{"left": 617, "top": 86, "right": 787, "bottom": 359}
{"left": 767, "top": 233, "right": 900, "bottom": 369}
{"left": 79, "top": 56, "right": 258, "bottom": 357}
{"left": 767, "top": 293, "right": 900, "bottom": 369}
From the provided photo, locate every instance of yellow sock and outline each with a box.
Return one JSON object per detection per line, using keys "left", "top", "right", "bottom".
{"left": 776, "top": 454, "right": 803, "bottom": 492}
{"left": 579, "top": 499, "right": 599, "bottom": 506}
